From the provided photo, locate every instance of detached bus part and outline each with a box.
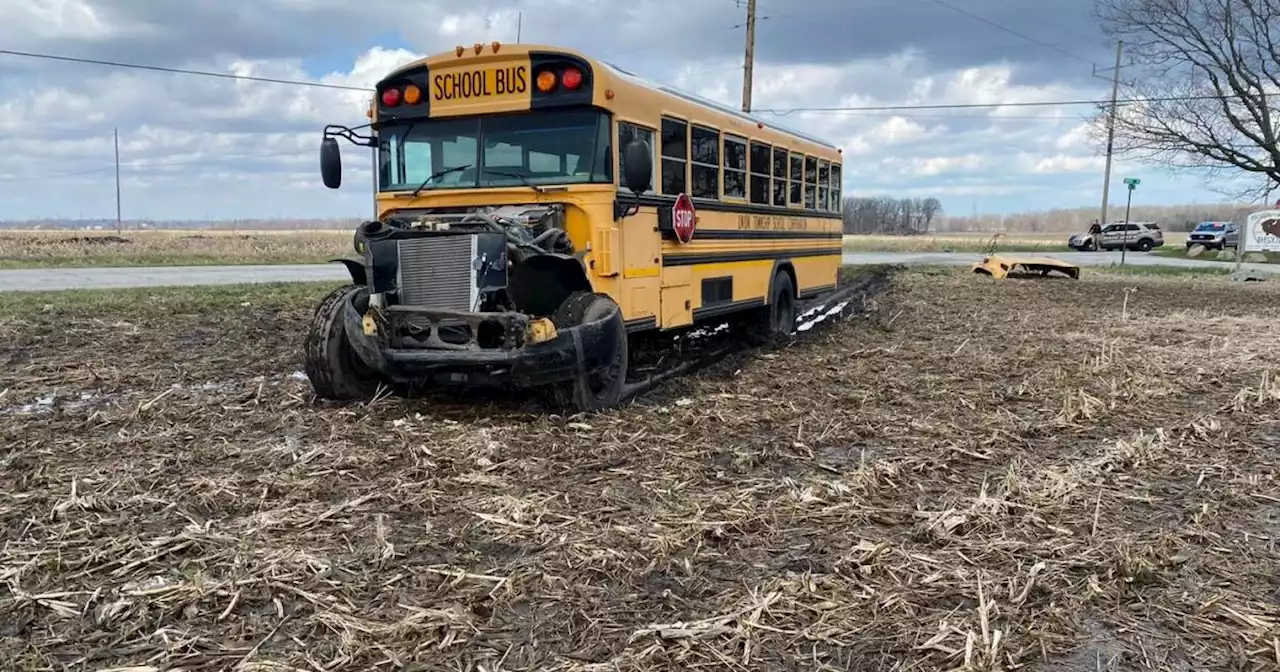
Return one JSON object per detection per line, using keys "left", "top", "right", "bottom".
{"left": 972, "top": 254, "right": 1080, "bottom": 279}
{"left": 304, "top": 42, "right": 846, "bottom": 412}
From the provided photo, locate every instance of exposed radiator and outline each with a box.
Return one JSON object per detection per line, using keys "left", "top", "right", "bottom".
{"left": 396, "top": 235, "right": 476, "bottom": 311}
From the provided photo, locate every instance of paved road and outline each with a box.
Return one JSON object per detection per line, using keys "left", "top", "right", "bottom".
{"left": 841, "top": 250, "right": 1280, "bottom": 274}
{"left": 0, "top": 252, "right": 1273, "bottom": 292}
{"left": 0, "top": 264, "right": 351, "bottom": 292}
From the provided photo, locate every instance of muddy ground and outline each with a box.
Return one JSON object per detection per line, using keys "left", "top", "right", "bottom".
{"left": 2, "top": 268, "right": 1279, "bottom": 671}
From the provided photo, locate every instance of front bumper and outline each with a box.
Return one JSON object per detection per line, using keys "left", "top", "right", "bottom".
{"left": 341, "top": 297, "right": 622, "bottom": 388}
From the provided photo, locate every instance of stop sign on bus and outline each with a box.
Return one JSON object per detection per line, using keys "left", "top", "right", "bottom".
{"left": 672, "top": 193, "right": 696, "bottom": 244}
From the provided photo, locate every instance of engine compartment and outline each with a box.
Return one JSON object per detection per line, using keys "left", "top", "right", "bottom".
{"left": 349, "top": 203, "right": 593, "bottom": 351}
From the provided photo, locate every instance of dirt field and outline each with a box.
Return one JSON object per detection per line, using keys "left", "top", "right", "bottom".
{"left": 2, "top": 268, "right": 1279, "bottom": 670}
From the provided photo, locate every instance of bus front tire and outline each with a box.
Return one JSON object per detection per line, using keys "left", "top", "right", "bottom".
{"left": 304, "top": 284, "right": 384, "bottom": 401}
{"left": 551, "top": 291, "right": 629, "bottom": 413}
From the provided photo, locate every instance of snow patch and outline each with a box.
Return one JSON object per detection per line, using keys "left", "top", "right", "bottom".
{"left": 797, "top": 300, "right": 850, "bottom": 332}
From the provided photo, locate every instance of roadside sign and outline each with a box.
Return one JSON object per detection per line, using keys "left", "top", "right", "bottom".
{"left": 672, "top": 193, "right": 696, "bottom": 244}
{"left": 1123, "top": 177, "right": 1140, "bottom": 189}
{"left": 1243, "top": 208, "right": 1280, "bottom": 252}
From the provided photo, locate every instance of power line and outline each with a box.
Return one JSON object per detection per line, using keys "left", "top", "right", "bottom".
{"left": 796, "top": 110, "right": 1080, "bottom": 120}
{"left": 5, "top": 46, "right": 1273, "bottom": 118}
{"left": 754, "top": 90, "right": 1279, "bottom": 114}
{"left": 920, "top": 0, "right": 1100, "bottom": 66}
{"left": 0, "top": 49, "right": 372, "bottom": 92}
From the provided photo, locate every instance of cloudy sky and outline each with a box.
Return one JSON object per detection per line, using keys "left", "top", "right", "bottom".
{"left": 0, "top": 0, "right": 1243, "bottom": 221}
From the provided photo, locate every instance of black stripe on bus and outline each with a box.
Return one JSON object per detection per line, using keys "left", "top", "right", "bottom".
{"left": 799, "top": 284, "right": 837, "bottom": 300}
{"left": 662, "top": 247, "right": 842, "bottom": 267}
{"left": 692, "top": 298, "right": 765, "bottom": 322}
{"left": 625, "top": 316, "right": 657, "bottom": 333}
{"left": 690, "top": 229, "right": 842, "bottom": 240}
{"left": 633, "top": 194, "right": 843, "bottom": 221}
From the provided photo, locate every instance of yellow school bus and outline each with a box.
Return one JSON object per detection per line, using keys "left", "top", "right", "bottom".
{"left": 307, "top": 41, "right": 845, "bottom": 411}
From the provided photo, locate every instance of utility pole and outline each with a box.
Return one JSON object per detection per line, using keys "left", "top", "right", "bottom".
{"left": 516, "top": 11, "right": 522, "bottom": 42}
{"left": 741, "top": 0, "right": 756, "bottom": 112}
{"left": 1096, "top": 41, "right": 1124, "bottom": 228}
{"left": 113, "top": 127, "right": 122, "bottom": 236}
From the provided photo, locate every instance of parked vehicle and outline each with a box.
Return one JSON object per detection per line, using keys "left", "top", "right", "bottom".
{"left": 1068, "top": 221, "right": 1164, "bottom": 251}
{"left": 1067, "top": 230, "right": 1099, "bottom": 251}
{"left": 1186, "top": 221, "right": 1238, "bottom": 250}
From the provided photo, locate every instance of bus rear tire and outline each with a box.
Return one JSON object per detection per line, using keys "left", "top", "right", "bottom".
{"left": 304, "top": 284, "right": 384, "bottom": 401}
{"left": 551, "top": 291, "right": 629, "bottom": 413}
{"left": 744, "top": 270, "right": 797, "bottom": 346}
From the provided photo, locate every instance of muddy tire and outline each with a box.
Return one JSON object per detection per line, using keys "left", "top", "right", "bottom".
{"left": 303, "top": 284, "right": 384, "bottom": 400}
{"left": 743, "top": 270, "right": 797, "bottom": 346}
{"left": 550, "top": 291, "right": 628, "bottom": 413}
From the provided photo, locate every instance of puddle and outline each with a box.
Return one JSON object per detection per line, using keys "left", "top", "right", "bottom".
{"left": 1043, "top": 618, "right": 1192, "bottom": 672}
{"left": 1044, "top": 619, "right": 1128, "bottom": 671}
{"left": 0, "top": 391, "right": 103, "bottom": 417}
{"left": 817, "top": 443, "right": 879, "bottom": 469}
{"left": 8, "top": 393, "right": 56, "bottom": 416}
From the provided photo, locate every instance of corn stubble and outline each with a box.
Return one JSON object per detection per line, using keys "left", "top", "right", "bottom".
{"left": 2, "top": 269, "right": 1279, "bottom": 670}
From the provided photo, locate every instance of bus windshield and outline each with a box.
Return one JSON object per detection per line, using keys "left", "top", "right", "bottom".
{"left": 377, "top": 108, "right": 612, "bottom": 192}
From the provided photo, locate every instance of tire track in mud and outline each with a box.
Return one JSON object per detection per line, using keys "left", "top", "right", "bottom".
{"left": 0, "top": 266, "right": 901, "bottom": 417}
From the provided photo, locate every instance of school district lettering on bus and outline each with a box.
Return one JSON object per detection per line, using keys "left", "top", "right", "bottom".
{"left": 738, "top": 214, "right": 811, "bottom": 231}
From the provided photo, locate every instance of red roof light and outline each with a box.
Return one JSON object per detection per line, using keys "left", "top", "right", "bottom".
{"left": 561, "top": 68, "right": 583, "bottom": 90}
{"left": 381, "top": 87, "right": 401, "bottom": 107}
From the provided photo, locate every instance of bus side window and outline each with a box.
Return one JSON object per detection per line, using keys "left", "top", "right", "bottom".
{"left": 771, "top": 147, "right": 787, "bottom": 206}
{"left": 831, "top": 163, "right": 843, "bottom": 213}
{"left": 723, "top": 135, "right": 747, "bottom": 199}
{"left": 803, "top": 156, "right": 817, "bottom": 209}
{"left": 618, "top": 122, "right": 655, "bottom": 194}
{"left": 749, "top": 141, "right": 771, "bottom": 205}
{"left": 690, "top": 125, "right": 720, "bottom": 200}
{"left": 788, "top": 153, "right": 803, "bottom": 206}
{"left": 660, "top": 117, "right": 688, "bottom": 196}
{"left": 818, "top": 160, "right": 830, "bottom": 211}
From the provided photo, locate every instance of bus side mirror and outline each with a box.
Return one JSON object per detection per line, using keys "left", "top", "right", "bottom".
{"left": 621, "top": 140, "right": 652, "bottom": 194}
{"left": 320, "top": 137, "right": 342, "bottom": 189}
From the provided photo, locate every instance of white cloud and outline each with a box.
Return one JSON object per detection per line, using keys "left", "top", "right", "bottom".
{"left": 0, "top": 0, "right": 1235, "bottom": 220}
{"left": 1028, "top": 154, "right": 1104, "bottom": 174}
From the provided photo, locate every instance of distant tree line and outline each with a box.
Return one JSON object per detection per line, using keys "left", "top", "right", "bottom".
{"left": 841, "top": 196, "right": 944, "bottom": 235}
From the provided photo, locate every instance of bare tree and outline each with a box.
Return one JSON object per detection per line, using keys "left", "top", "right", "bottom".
{"left": 1092, "top": 0, "right": 1280, "bottom": 198}
{"left": 840, "top": 196, "right": 946, "bottom": 234}
{"left": 919, "top": 198, "right": 942, "bottom": 232}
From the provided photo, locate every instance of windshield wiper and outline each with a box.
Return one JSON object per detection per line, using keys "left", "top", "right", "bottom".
{"left": 481, "top": 168, "right": 545, "bottom": 193}
{"left": 411, "top": 164, "right": 471, "bottom": 197}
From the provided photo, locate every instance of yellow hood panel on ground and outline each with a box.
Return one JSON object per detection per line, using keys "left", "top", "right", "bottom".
{"left": 972, "top": 254, "right": 1080, "bottom": 279}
